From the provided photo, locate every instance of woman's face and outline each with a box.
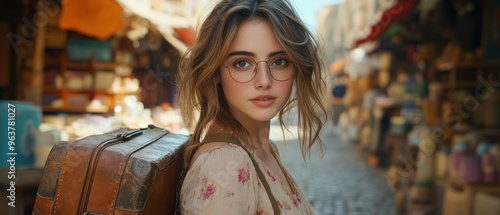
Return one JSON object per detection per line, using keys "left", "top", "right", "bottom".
{"left": 220, "top": 19, "right": 294, "bottom": 124}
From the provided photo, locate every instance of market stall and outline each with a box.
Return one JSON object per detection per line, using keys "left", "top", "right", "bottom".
{"left": 325, "top": 0, "right": 500, "bottom": 214}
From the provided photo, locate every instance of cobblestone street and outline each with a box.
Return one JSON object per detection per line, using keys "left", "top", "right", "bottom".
{"left": 271, "top": 124, "right": 397, "bottom": 215}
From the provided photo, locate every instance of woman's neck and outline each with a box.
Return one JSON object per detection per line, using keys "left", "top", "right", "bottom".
{"left": 250, "top": 125, "right": 271, "bottom": 152}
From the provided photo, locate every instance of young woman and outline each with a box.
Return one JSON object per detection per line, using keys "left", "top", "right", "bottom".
{"left": 177, "top": 0, "right": 326, "bottom": 214}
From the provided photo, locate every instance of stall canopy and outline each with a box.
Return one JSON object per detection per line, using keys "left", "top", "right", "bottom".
{"left": 116, "top": 0, "right": 195, "bottom": 53}
{"left": 58, "top": 0, "right": 196, "bottom": 53}
{"left": 352, "top": 0, "right": 420, "bottom": 48}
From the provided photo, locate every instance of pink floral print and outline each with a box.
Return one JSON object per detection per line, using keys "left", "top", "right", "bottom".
{"left": 283, "top": 201, "right": 292, "bottom": 210}
{"left": 292, "top": 195, "right": 301, "bottom": 207}
{"left": 200, "top": 176, "right": 216, "bottom": 200}
{"left": 238, "top": 167, "right": 250, "bottom": 184}
{"left": 266, "top": 170, "right": 276, "bottom": 182}
{"left": 225, "top": 191, "right": 235, "bottom": 198}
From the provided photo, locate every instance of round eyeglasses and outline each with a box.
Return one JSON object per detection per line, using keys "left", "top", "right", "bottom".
{"left": 223, "top": 55, "right": 295, "bottom": 83}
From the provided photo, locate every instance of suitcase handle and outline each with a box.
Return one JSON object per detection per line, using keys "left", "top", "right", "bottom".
{"left": 116, "top": 124, "right": 157, "bottom": 141}
{"left": 116, "top": 130, "right": 142, "bottom": 141}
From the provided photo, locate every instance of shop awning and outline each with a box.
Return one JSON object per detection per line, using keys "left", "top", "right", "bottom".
{"left": 58, "top": 0, "right": 195, "bottom": 53}
{"left": 352, "top": 0, "right": 419, "bottom": 48}
{"left": 116, "top": 0, "right": 195, "bottom": 53}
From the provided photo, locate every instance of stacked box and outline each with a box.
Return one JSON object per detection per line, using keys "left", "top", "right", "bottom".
{"left": 0, "top": 101, "right": 41, "bottom": 168}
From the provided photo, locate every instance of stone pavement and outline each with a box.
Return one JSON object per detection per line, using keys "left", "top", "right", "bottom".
{"left": 270, "top": 126, "right": 397, "bottom": 215}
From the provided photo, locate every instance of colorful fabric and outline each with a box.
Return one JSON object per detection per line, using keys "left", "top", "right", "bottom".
{"left": 59, "top": 0, "right": 123, "bottom": 40}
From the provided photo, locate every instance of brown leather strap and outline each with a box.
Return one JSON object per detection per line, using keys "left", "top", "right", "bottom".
{"left": 175, "top": 167, "right": 185, "bottom": 215}
{"left": 202, "top": 133, "right": 281, "bottom": 215}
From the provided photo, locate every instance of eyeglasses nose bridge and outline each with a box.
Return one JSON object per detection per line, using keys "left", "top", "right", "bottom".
{"left": 254, "top": 60, "right": 271, "bottom": 73}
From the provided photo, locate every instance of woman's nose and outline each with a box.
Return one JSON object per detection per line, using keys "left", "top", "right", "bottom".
{"left": 254, "top": 61, "right": 272, "bottom": 89}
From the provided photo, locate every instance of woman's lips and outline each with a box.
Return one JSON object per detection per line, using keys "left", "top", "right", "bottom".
{"left": 250, "top": 95, "right": 276, "bottom": 107}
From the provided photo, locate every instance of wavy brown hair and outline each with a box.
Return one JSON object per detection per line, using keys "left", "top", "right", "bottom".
{"left": 176, "top": 0, "right": 326, "bottom": 168}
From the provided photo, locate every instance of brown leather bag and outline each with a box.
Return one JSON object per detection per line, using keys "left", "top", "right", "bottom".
{"left": 32, "top": 125, "right": 189, "bottom": 215}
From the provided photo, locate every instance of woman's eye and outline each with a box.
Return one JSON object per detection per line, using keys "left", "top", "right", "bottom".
{"left": 234, "top": 60, "right": 250, "bottom": 68}
{"left": 273, "top": 58, "right": 288, "bottom": 67}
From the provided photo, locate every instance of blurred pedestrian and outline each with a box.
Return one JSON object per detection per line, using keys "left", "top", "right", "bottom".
{"left": 176, "top": 0, "right": 326, "bottom": 214}
{"left": 331, "top": 71, "right": 347, "bottom": 126}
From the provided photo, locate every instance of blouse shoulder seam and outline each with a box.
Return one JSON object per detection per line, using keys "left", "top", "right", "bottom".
{"left": 191, "top": 143, "right": 251, "bottom": 167}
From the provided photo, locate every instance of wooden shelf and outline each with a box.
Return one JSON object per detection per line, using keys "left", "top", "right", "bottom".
{"left": 431, "top": 81, "right": 480, "bottom": 88}
{"left": 42, "top": 106, "right": 109, "bottom": 114}
{"left": 43, "top": 88, "right": 114, "bottom": 95}
{"left": 65, "top": 61, "right": 116, "bottom": 71}
{"left": 448, "top": 175, "right": 500, "bottom": 188}
{"left": 43, "top": 88, "right": 139, "bottom": 95}
{"left": 430, "top": 60, "right": 500, "bottom": 91}
{"left": 435, "top": 61, "right": 500, "bottom": 71}
{"left": 35, "top": 12, "right": 140, "bottom": 115}
{"left": 42, "top": 88, "right": 140, "bottom": 114}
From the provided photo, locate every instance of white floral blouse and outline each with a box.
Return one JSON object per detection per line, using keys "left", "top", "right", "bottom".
{"left": 180, "top": 143, "right": 315, "bottom": 215}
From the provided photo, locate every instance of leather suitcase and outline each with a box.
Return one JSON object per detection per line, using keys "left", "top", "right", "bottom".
{"left": 32, "top": 125, "right": 189, "bottom": 215}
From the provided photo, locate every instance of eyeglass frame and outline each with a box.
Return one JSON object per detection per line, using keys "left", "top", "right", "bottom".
{"left": 223, "top": 57, "right": 296, "bottom": 83}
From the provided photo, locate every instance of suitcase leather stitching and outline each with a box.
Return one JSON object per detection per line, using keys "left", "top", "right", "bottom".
{"left": 53, "top": 130, "right": 124, "bottom": 214}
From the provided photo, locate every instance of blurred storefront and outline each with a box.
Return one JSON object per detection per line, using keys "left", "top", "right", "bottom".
{"left": 320, "top": 0, "right": 500, "bottom": 214}
{"left": 0, "top": 0, "right": 220, "bottom": 214}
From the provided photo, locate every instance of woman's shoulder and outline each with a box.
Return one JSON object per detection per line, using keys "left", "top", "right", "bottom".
{"left": 189, "top": 141, "right": 250, "bottom": 169}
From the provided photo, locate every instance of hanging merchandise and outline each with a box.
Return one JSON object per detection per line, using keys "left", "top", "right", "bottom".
{"left": 477, "top": 142, "right": 496, "bottom": 183}
{"left": 59, "top": 0, "right": 123, "bottom": 40}
{"left": 174, "top": 28, "right": 197, "bottom": 46}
